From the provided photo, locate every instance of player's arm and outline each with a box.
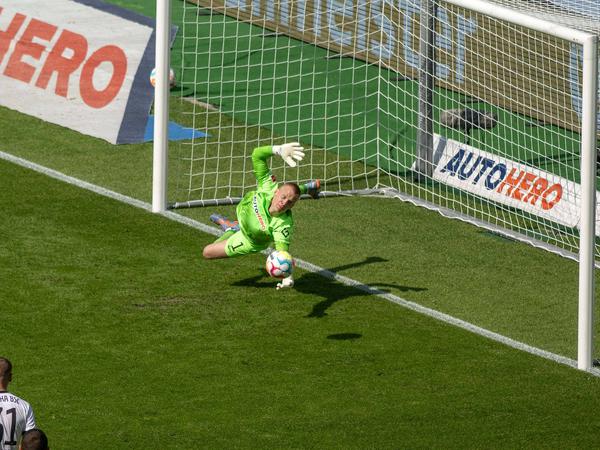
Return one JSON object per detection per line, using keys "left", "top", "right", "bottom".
{"left": 273, "top": 223, "right": 292, "bottom": 253}
{"left": 251, "top": 146, "right": 276, "bottom": 186}
{"left": 251, "top": 143, "right": 305, "bottom": 184}
{"left": 274, "top": 241, "right": 289, "bottom": 252}
{"left": 272, "top": 224, "right": 294, "bottom": 289}
{"left": 24, "top": 401, "right": 36, "bottom": 431}
{"left": 273, "top": 244, "right": 294, "bottom": 290}
{"left": 273, "top": 234, "right": 293, "bottom": 290}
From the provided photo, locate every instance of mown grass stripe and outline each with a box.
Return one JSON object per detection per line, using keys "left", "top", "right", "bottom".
{"left": 2, "top": 148, "right": 597, "bottom": 376}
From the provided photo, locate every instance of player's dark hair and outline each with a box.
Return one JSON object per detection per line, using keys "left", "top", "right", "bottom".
{"left": 0, "top": 357, "right": 12, "bottom": 378}
{"left": 21, "top": 428, "right": 49, "bottom": 450}
{"left": 282, "top": 182, "right": 301, "bottom": 196}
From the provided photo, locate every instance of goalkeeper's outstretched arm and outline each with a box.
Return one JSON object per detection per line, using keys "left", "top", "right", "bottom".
{"left": 251, "top": 143, "right": 305, "bottom": 184}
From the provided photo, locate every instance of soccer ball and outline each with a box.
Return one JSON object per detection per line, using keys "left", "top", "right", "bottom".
{"left": 150, "top": 67, "right": 176, "bottom": 88}
{"left": 266, "top": 250, "right": 294, "bottom": 279}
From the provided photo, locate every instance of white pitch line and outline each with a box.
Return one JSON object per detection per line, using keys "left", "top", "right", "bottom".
{"left": 2, "top": 149, "right": 599, "bottom": 377}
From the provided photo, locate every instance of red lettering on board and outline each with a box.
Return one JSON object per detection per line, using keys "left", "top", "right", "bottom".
{"left": 4, "top": 18, "right": 57, "bottom": 83}
{"left": 0, "top": 10, "right": 26, "bottom": 63}
{"left": 36, "top": 29, "right": 88, "bottom": 97}
{"left": 79, "top": 45, "right": 127, "bottom": 109}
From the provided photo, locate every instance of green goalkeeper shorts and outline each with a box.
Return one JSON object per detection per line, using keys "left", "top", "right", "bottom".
{"left": 224, "top": 230, "right": 268, "bottom": 257}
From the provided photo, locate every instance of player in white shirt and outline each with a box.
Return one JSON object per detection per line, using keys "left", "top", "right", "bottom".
{"left": 0, "top": 357, "right": 36, "bottom": 450}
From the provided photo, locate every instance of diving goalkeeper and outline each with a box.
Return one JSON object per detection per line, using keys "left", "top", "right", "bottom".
{"left": 202, "top": 143, "right": 320, "bottom": 289}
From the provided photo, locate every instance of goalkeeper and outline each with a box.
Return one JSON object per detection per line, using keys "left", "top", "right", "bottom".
{"left": 202, "top": 143, "right": 321, "bottom": 289}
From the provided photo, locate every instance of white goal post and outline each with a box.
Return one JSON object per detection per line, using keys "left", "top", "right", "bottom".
{"left": 152, "top": 0, "right": 170, "bottom": 213}
{"left": 153, "top": 0, "right": 599, "bottom": 370}
{"left": 421, "top": 0, "right": 598, "bottom": 371}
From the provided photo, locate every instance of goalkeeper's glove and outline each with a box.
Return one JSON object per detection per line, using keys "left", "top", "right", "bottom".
{"left": 276, "top": 275, "right": 294, "bottom": 290}
{"left": 272, "top": 142, "right": 305, "bottom": 168}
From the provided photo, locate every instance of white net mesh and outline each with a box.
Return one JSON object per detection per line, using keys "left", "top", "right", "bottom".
{"left": 170, "top": 0, "right": 599, "bottom": 259}
{"left": 486, "top": 0, "right": 600, "bottom": 32}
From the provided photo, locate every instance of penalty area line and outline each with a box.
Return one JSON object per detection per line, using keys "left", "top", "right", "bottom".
{"left": 1, "top": 149, "right": 598, "bottom": 377}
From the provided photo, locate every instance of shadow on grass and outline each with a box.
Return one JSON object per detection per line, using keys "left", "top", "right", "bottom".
{"left": 232, "top": 256, "right": 426, "bottom": 318}
{"left": 327, "top": 333, "right": 362, "bottom": 340}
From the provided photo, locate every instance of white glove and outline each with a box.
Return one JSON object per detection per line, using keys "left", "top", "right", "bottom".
{"left": 276, "top": 275, "right": 294, "bottom": 290}
{"left": 272, "top": 142, "right": 305, "bottom": 168}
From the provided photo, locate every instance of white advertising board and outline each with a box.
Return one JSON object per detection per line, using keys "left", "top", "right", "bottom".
{"left": 0, "top": 0, "right": 160, "bottom": 143}
{"left": 427, "top": 135, "right": 600, "bottom": 233}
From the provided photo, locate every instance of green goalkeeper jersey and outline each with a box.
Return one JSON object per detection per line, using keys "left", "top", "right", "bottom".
{"left": 236, "top": 146, "right": 294, "bottom": 251}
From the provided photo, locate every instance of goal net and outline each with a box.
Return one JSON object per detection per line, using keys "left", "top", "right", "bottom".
{"left": 164, "top": 0, "right": 599, "bottom": 261}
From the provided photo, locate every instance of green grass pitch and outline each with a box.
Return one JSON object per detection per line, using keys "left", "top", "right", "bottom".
{"left": 3, "top": 151, "right": 600, "bottom": 448}
{"left": 2, "top": 0, "right": 600, "bottom": 447}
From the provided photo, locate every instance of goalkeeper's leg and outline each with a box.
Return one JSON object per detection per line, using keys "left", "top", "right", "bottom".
{"left": 203, "top": 228, "right": 237, "bottom": 259}
{"left": 210, "top": 213, "right": 240, "bottom": 232}
{"left": 300, "top": 179, "right": 321, "bottom": 199}
{"left": 203, "top": 230, "right": 267, "bottom": 259}
{"left": 202, "top": 234, "right": 231, "bottom": 259}
{"left": 215, "top": 229, "right": 236, "bottom": 243}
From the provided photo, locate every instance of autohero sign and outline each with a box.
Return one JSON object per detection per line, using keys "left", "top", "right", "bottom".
{"left": 0, "top": 0, "right": 157, "bottom": 144}
{"left": 430, "top": 135, "right": 600, "bottom": 233}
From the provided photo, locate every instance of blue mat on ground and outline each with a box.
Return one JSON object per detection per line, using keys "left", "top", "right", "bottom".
{"left": 143, "top": 115, "right": 209, "bottom": 141}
